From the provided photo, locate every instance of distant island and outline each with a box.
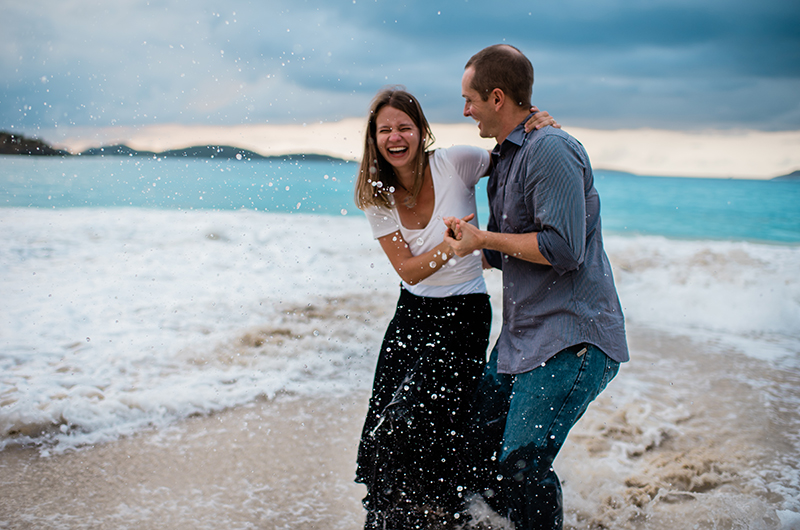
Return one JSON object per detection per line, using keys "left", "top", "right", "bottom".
{"left": 772, "top": 170, "right": 800, "bottom": 181}
{"left": 3, "top": 130, "right": 798, "bottom": 179}
{"left": 0, "top": 131, "right": 70, "bottom": 156}
{"left": 77, "top": 143, "right": 347, "bottom": 162}
{"left": 0, "top": 130, "right": 347, "bottom": 163}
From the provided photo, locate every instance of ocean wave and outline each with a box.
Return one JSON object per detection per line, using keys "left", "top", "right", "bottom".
{"left": 1, "top": 208, "right": 798, "bottom": 455}
{"left": 606, "top": 235, "right": 800, "bottom": 362}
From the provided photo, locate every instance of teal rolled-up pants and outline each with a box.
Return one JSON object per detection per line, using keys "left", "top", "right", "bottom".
{"left": 464, "top": 343, "right": 620, "bottom": 530}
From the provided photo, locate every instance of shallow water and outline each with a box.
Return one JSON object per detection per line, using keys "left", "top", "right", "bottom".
{"left": 557, "top": 326, "right": 800, "bottom": 529}
{"left": 1, "top": 155, "right": 799, "bottom": 528}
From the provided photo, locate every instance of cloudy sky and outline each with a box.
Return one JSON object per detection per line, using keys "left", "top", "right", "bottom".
{"left": 3, "top": 0, "right": 799, "bottom": 137}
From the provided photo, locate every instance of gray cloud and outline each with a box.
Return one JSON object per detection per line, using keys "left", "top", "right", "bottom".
{"left": 2, "top": 0, "right": 798, "bottom": 134}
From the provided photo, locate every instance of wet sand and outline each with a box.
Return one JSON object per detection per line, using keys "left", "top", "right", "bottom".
{"left": 1, "top": 326, "right": 798, "bottom": 530}
{"left": 0, "top": 393, "right": 370, "bottom": 530}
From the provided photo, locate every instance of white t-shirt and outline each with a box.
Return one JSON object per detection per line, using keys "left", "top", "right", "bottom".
{"left": 365, "top": 145, "right": 491, "bottom": 297}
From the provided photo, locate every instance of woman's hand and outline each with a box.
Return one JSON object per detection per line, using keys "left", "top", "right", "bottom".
{"left": 443, "top": 215, "right": 484, "bottom": 258}
{"left": 524, "top": 106, "right": 560, "bottom": 132}
{"left": 444, "top": 212, "right": 475, "bottom": 241}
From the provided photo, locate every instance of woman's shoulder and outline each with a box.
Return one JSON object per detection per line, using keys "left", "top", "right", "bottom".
{"left": 364, "top": 202, "right": 401, "bottom": 238}
{"left": 365, "top": 200, "right": 395, "bottom": 217}
{"left": 430, "top": 145, "right": 487, "bottom": 171}
{"left": 432, "top": 144, "right": 487, "bottom": 161}
{"left": 430, "top": 145, "right": 490, "bottom": 184}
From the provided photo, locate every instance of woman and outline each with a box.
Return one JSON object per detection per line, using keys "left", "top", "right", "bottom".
{"left": 353, "top": 87, "right": 556, "bottom": 529}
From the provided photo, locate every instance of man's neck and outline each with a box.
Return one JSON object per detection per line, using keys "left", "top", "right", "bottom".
{"left": 494, "top": 109, "right": 532, "bottom": 145}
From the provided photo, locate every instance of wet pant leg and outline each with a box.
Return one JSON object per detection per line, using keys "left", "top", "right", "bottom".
{"left": 468, "top": 344, "right": 620, "bottom": 530}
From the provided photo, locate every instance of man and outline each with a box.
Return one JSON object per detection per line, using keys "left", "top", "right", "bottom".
{"left": 444, "top": 44, "right": 629, "bottom": 529}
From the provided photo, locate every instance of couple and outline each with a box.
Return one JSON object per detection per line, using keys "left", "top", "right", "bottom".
{"left": 354, "top": 44, "right": 629, "bottom": 530}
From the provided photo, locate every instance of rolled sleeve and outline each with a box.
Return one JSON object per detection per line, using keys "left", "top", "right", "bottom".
{"left": 538, "top": 230, "right": 579, "bottom": 275}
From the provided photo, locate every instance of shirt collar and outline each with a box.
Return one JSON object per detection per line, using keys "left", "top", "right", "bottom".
{"left": 493, "top": 117, "right": 529, "bottom": 158}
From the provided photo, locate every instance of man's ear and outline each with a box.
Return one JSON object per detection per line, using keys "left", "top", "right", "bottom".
{"left": 491, "top": 88, "right": 505, "bottom": 111}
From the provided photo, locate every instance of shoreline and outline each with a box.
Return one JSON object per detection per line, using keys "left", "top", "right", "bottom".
{"left": 1, "top": 324, "right": 797, "bottom": 528}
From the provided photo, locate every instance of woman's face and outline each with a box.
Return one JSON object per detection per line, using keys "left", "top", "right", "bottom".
{"left": 374, "top": 105, "right": 422, "bottom": 174}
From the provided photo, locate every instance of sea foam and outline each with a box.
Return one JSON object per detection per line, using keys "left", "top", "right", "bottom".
{"left": 1, "top": 208, "right": 798, "bottom": 456}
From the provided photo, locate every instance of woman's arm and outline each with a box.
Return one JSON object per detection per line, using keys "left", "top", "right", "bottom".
{"left": 378, "top": 230, "right": 455, "bottom": 285}
{"left": 524, "top": 106, "right": 561, "bottom": 132}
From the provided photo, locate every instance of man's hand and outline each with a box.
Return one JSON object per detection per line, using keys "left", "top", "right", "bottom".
{"left": 445, "top": 216, "right": 552, "bottom": 266}
{"left": 443, "top": 215, "right": 485, "bottom": 257}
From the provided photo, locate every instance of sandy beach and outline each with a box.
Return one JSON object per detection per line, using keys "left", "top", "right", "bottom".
{"left": 2, "top": 324, "right": 797, "bottom": 530}
{"left": 0, "top": 393, "right": 371, "bottom": 530}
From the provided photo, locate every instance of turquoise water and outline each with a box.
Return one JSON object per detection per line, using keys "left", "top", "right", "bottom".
{"left": 1, "top": 155, "right": 798, "bottom": 243}
{"left": 593, "top": 171, "right": 800, "bottom": 243}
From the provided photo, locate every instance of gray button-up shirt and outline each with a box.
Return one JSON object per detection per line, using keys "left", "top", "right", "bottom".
{"left": 485, "top": 121, "right": 629, "bottom": 374}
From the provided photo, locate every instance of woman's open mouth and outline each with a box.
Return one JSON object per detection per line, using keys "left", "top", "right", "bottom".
{"left": 387, "top": 146, "right": 408, "bottom": 157}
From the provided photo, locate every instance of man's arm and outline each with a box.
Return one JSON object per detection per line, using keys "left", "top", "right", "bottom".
{"left": 528, "top": 136, "right": 588, "bottom": 273}
{"left": 445, "top": 135, "right": 588, "bottom": 271}
{"left": 443, "top": 218, "right": 551, "bottom": 265}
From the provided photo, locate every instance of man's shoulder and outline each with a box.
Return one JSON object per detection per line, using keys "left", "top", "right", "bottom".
{"left": 523, "top": 126, "right": 587, "bottom": 159}
{"left": 526, "top": 125, "right": 574, "bottom": 146}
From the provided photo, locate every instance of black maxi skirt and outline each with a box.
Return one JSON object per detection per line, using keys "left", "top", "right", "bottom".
{"left": 355, "top": 287, "right": 491, "bottom": 524}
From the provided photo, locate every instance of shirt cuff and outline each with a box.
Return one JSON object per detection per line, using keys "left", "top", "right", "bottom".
{"left": 538, "top": 229, "right": 581, "bottom": 275}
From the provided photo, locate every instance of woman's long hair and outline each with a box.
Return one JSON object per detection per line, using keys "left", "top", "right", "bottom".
{"left": 354, "top": 87, "right": 435, "bottom": 210}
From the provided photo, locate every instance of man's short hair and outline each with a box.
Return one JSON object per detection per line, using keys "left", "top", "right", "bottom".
{"left": 465, "top": 44, "right": 533, "bottom": 108}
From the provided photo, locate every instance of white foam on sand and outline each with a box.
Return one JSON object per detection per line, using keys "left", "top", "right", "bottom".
{"left": 0, "top": 208, "right": 397, "bottom": 454}
{"left": 2, "top": 209, "right": 798, "bottom": 455}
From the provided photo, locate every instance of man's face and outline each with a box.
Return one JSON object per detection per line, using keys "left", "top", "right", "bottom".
{"left": 462, "top": 66, "right": 497, "bottom": 139}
